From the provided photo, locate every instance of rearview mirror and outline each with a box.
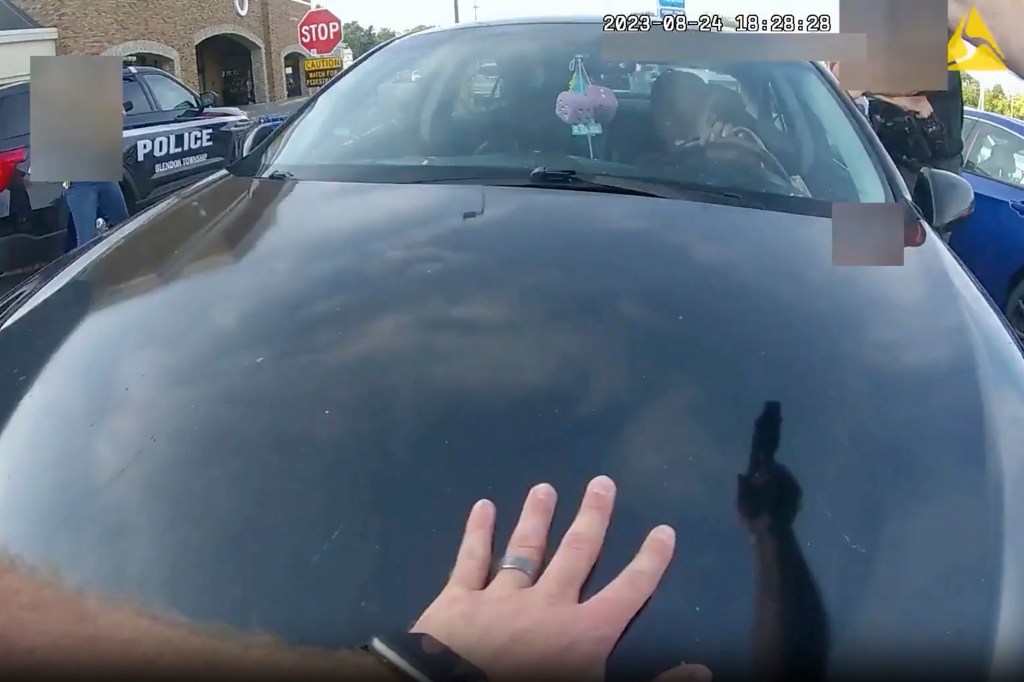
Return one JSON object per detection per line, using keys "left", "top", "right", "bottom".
{"left": 199, "top": 91, "right": 217, "bottom": 108}
{"left": 242, "top": 122, "right": 276, "bottom": 157}
{"left": 913, "top": 168, "right": 974, "bottom": 233}
{"left": 123, "top": 100, "right": 134, "bottom": 113}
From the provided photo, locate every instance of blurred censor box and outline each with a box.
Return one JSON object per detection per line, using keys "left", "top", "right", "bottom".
{"left": 29, "top": 56, "right": 122, "bottom": 183}
{"left": 832, "top": 203, "right": 910, "bottom": 266}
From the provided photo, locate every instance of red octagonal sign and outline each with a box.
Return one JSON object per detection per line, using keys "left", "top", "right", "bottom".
{"left": 297, "top": 8, "right": 343, "bottom": 55}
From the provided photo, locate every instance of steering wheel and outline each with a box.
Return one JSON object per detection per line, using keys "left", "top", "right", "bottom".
{"left": 668, "top": 127, "right": 806, "bottom": 196}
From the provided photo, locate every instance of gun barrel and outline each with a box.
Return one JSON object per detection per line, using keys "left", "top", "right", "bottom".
{"left": 748, "top": 401, "right": 783, "bottom": 470}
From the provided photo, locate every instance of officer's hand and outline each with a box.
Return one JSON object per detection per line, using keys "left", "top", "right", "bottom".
{"left": 411, "top": 476, "right": 712, "bottom": 682}
{"left": 873, "top": 94, "right": 933, "bottom": 119}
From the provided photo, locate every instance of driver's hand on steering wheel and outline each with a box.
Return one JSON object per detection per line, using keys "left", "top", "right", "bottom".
{"left": 699, "top": 120, "right": 769, "bottom": 157}
{"left": 696, "top": 118, "right": 807, "bottom": 196}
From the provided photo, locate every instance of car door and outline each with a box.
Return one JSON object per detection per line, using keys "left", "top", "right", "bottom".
{"left": 0, "top": 83, "right": 65, "bottom": 295}
{"left": 128, "top": 72, "right": 247, "bottom": 207}
{"left": 120, "top": 71, "right": 187, "bottom": 208}
{"left": 951, "top": 119, "right": 1024, "bottom": 311}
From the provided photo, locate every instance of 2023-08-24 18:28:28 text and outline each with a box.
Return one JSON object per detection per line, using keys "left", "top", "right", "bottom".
{"left": 601, "top": 13, "right": 832, "bottom": 32}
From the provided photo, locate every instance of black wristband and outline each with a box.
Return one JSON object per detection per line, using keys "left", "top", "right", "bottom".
{"left": 364, "top": 632, "right": 488, "bottom": 682}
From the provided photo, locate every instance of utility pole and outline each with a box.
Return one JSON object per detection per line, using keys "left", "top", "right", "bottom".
{"left": 454, "top": 1, "right": 459, "bottom": 23}
{"left": 473, "top": 1, "right": 479, "bottom": 20}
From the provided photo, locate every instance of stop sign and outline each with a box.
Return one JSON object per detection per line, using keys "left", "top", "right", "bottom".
{"left": 297, "top": 8, "right": 343, "bottom": 55}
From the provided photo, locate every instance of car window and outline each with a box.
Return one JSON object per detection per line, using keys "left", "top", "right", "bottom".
{"left": 961, "top": 116, "right": 978, "bottom": 147}
{"left": 143, "top": 74, "right": 199, "bottom": 111}
{"left": 122, "top": 78, "right": 154, "bottom": 114}
{"left": 0, "top": 90, "right": 29, "bottom": 140}
{"left": 964, "top": 121, "right": 1024, "bottom": 187}
{"left": 257, "top": 23, "right": 888, "bottom": 206}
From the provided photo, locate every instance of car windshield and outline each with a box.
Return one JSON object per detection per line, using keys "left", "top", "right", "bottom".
{"left": 251, "top": 22, "right": 888, "bottom": 206}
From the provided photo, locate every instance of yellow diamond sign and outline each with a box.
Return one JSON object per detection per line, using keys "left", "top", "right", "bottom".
{"left": 948, "top": 7, "right": 1006, "bottom": 71}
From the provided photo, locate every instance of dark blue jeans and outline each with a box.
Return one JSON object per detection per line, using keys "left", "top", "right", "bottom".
{"left": 65, "top": 181, "right": 129, "bottom": 250}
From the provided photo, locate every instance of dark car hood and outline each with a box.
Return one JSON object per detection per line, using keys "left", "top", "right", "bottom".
{"left": 1, "top": 175, "right": 1023, "bottom": 677}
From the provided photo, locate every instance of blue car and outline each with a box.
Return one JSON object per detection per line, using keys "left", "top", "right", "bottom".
{"left": 951, "top": 107, "right": 1024, "bottom": 340}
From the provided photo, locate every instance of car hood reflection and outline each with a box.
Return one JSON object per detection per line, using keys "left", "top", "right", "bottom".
{"left": 0, "top": 175, "right": 1022, "bottom": 678}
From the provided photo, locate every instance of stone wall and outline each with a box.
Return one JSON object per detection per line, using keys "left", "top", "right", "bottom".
{"left": 16, "top": 0, "right": 307, "bottom": 102}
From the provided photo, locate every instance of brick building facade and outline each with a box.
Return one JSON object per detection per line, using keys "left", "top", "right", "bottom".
{"left": 15, "top": 0, "right": 316, "bottom": 103}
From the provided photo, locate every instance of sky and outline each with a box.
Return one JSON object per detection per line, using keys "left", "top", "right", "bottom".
{"left": 306, "top": 0, "right": 1024, "bottom": 93}
{"left": 970, "top": 69, "right": 1024, "bottom": 94}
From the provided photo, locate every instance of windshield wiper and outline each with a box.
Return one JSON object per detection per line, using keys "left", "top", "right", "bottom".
{"left": 266, "top": 170, "right": 294, "bottom": 180}
{"left": 527, "top": 167, "right": 758, "bottom": 205}
{"left": 406, "top": 167, "right": 675, "bottom": 198}
{"left": 527, "top": 167, "right": 680, "bottom": 199}
{"left": 348, "top": 166, "right": 766, "bottom": 208}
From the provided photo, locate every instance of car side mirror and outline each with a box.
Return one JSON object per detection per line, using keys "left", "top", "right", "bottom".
{"left": 242, "top": 122, "right": 276, "bottom": 157}
{"left": 199, "top": 91, "right": 217, "bottom": 108}
{"left": 913, "top": 168, "right": 974, "bottom": 233}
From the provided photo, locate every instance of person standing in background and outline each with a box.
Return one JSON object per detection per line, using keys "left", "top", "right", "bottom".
{"left": 865, "top": 47, "right": 965, "bottom": 190}
{"left": 63, "top": 104, "right": 130, "bottom": 250}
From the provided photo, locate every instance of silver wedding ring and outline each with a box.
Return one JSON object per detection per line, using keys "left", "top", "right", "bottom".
{"left": 497, "top": 554, "right": 538, "bottom": 583}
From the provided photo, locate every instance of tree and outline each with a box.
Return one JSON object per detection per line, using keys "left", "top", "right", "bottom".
{"left": 342, "top": 21, "right": 376, "bottom": 58}
{"left": 1009, "top": 93, "right": 1024, "bottom": 119}
{"left": 341, "top": 22, "right": 406, "bottom": 58}
{"left": 405, "top": 24, "right": 435, "bottom": 35}
{"left": 375, "top": 27, "right": 397, "bottom": 43}
{"left": 987, "top": 83, "right": 1009, "bottom": 115}
{"left": 962, "top": 73, "right": 980, "bottom": 108}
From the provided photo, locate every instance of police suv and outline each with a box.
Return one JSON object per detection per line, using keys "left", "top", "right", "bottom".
{"left": 0, "top": 65, "right": 253, "bottom": 293}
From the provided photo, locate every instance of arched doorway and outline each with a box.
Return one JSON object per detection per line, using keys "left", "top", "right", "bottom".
{"left": 102, "top": 40, "right": 180, "bottom": 77}
{"left": 283, "top": 51, "right": 305, "bottom": 98}
{"left": 196, "top": 35, "right": 254, "bottom": 106}
{"left": 193, "top": 26, "right": 268, "bottom": 106}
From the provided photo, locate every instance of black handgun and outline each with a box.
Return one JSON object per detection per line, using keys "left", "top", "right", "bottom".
{"left": 747, "top": 400, "right": 782, "bottom": 476}
{"left": 739, "top": 401, "right": 800, "bottom": 528}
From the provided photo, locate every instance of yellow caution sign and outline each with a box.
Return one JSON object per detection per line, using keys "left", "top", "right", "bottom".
{"left": 947, "top": 8, "right": 1006, "bottom": 71}
{"left": 304, "top": 57, "right": 341, "bottom": 71}
{"left": 305, "top": 70, "right": 337, "bottom": 88}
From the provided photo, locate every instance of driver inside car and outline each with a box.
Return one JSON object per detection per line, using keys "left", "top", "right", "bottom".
{"left": 649, "top": 70, "right": 775, "bottom": 162}
{"left": 642, "top": 69, "right": 804, "bottom": 195}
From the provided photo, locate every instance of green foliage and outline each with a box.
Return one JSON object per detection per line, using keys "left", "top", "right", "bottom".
{"left": 963, "top": 73, "right": 980, "bottom": 108}
{"left": 342, "top": 22, "right": 403, "bottom": 59}
{"left": 966, "top": 73, "right": 1024, "bottom": 119}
